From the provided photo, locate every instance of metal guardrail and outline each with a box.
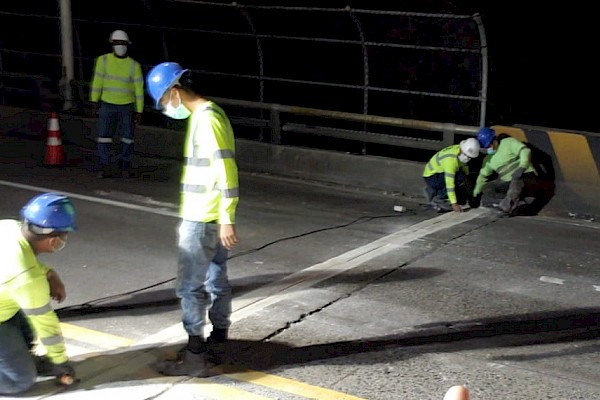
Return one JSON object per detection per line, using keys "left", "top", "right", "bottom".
{"left": 1, "top": 4, "right": 488, "bottom": 129}
{"left": 211, "top": 96, "right": 479, "bottom": 151}
{"left": 0, "top": 72, "right": 479, "bottom": 152}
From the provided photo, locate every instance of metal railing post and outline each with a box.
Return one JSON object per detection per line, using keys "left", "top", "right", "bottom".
{"left": 269, "top": 105, "right": 281, "bottom": 144}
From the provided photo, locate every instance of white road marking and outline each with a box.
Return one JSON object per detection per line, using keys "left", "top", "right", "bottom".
{"left": 142, "top": 207, "right": 492, "bottom": 345}
{"left": 0, "top": 180, "right": 179, "bottom": 218}
{"left": 539, "top": 276, "right": 565, "bottom": 285}
{"left": 1, "top": 178, "right": 492, "bottom": 380}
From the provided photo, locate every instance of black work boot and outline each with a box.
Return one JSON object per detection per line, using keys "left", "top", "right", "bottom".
{"left": 96, "top": 165, "right": 112, "bottom": 179}
{"left": 154, "top": 350, "right": 213, "bottom": 377}
{"left": 207, "top": 328, "right": 229, "bottom": 364}
{"left": 207, "top": 328, "right": 228, "bottom": 345}
{"left": 121, "top": 161, "right": 132, "bottom": 178}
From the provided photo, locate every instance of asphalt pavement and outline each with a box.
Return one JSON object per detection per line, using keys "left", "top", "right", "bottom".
{"left": 1, "top": 133, "right": 599, "bottom": 400}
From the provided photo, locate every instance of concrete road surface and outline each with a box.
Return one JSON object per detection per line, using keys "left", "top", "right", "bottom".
{"left": 0, "top": 134, "right": 599, "bottom": 399}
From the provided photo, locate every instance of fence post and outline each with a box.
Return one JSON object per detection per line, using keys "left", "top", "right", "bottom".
{"left": 270, "top": 106, "right": 281, "bottom": 144}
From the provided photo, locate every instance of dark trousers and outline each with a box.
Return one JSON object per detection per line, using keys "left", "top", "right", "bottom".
{"left": 0, "top": 312, "right": 37, "bottom": 394}
{"left": 424, "top": 171, "right": 467, "bottom": 205}
{"left": 97, "top": 102, "right": 135, "bottom": 169}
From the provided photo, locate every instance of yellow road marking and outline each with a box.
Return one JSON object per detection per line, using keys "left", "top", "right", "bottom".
{"left": 60, "top": 322, "right": 135, "bottom": 348}
{"left": 217, "top": 365, "right": 366, "bottom": 400}
{"left": 57, "top": 323, "right": 365, "bottom": 399}
{"left": 65, "top": 343, "right": 102, "bottom": 358}
{"left": 166, "top": 381, "right": 271, "bottom": 400}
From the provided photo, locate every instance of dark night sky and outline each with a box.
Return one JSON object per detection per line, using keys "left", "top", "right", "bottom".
{"left": 459, "top": 3, "right": 598, "bottom": 132}
{"left": 273, "top": 1, "right": 599, "bottom": 132}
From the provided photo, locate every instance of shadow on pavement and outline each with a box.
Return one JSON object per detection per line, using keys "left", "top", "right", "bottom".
{"left": 222, "top": 306, "right": 600, "bottom": 370}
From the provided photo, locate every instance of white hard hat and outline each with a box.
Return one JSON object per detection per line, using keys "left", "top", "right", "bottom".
{"left": 109, "top": 30, "right": 131, "bottom": 44}
{"left": 459, "top": 138, "right": 480, "bottom": 158}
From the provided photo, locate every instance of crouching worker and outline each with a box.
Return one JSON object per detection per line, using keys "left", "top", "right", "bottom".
{"left": 423, "top": 138, "right": 480, "bottom": 213}
{"left": 0, "top": 193, "right": 77, "bottom": 395}
{"left": 471, "top": 127, "right": 538, "bottom": 215}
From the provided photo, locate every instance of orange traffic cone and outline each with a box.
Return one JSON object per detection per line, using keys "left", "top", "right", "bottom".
{"left": 44, "top": 112, "right": 66, "bottom": 166}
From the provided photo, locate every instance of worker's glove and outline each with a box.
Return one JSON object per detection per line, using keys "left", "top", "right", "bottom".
{"left": 34, "top": 355, "right": 54, "bottom": 376}
{"left": 512, "top": 167, "right": 525, "bottom": 181}
{"left": 51, "top": 361, "right": 75, "bottom": 380}
{"left": 468, "top": 193, "right": 482, "bottom": 209}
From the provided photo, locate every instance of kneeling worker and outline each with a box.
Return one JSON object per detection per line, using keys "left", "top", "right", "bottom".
{"left": 0, "top": 193, "right": 77, "bottom": 394}
{"left": 423, "top": 138, "right": 480, "bottom": 213}
{"left": 472, "top": 127, "right": 538, "bottom": 215}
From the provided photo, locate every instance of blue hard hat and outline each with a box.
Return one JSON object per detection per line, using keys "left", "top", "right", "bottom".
{"left": 146, "top": 62, "right": 188, "bottom": 109}
{"left": 477, "top": 127, "right": 496, "bottom": 148}
{"left": 21, "top": 193, "right": 77, "bottom": 233}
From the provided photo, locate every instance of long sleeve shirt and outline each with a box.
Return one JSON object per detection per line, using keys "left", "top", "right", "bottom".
{"left": 89, "top": 53, "right": 144, "bottom": 113}
{"left": 423, "top": 144, "right": 469, "bottom": 205}
{"left": 0, "top": 220, "right": 68, "bottom": 364}
{"left": 473, "top": 137, "right": 536, "bottom": 196}
{"left": 180, "top": 101, "right": 239, "bottom": 224}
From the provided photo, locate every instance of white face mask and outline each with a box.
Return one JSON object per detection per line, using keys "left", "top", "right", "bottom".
{"left": 458, "top": 153, "right": 471, "bottom": 164}
{"left": 113, "top": 45, "right": 127, "bottom": 57}
{"left": 162, "top": 91, "right": 192, "bottom": 120}
{"left": 486, "top": 147, "right": 496, "bottom": 155}
{"left": 52, "top": 236, "right": 66, "bottom": 253}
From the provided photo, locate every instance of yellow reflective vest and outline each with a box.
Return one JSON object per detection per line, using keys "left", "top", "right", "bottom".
{"left": 180, "top": 101, "right": 239, "bottom": 223}
{"left": 0, "top": 220, "right": 68, "bottom": 364}
{"left": 423, "top": 144, "right": 469, "bottom": 205}
{"left": 473, "top": 137, "right": 536, "bottom": 196}
{"left": 89, "top": 53, "right": 144, "bottom": 113}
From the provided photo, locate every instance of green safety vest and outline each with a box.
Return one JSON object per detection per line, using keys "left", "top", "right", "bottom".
{"left": 473, "top": 137, "right": 536, "bottom": 196}
{"left": 0, "top": 220, "right": 68, "bottom": 364}
{"left": 89, "top": 53, "right": 144, "bottom": 113}
{"left": 423, "top": 144, "right": 468, "bottom": 204}
{"left": 180, "top": 102, "right": 239, "bottom": 223}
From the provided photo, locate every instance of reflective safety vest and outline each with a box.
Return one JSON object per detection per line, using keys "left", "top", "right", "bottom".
{"left": 473, "top": 137, "right": 536, "bottom": 196}
{"left": 89, "top": 53, "right": 144, "bottom": 113}
{"left": 423, "top": 144, "right": 468, "bottom": 204}
{"left": 180, "top": 101, "right": 239, "bottom": 223}
{"left": 0, "top": 220, "right": 68, "bottom": 364}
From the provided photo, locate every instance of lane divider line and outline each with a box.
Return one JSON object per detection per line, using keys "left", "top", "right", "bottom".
{"left": 216, "top": 365, "right": 365, "bottom": 400}
{"left": 60, "top": 322, "right": 135, "bottom": 349}
{"left": 0, "top": 179, "right": 179, "bottom": 218}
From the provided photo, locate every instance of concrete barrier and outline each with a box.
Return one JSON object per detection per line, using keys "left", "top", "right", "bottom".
{"left": 1, "top": 106, "right": 599, "bottom": 218}
{"left": 492, "top": 124, "right": 600, "bottom": 217}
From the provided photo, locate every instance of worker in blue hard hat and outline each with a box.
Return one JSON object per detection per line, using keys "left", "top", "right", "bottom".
{"left": 0, "top": 193, "right": 77, "bottom": 394}
{"left": 476, "top": 127, "right": 496, "bottom": 152}
{"left": 471, "top": 127, "right": 540, "bottom": 215}
{"left": 146, "top": 62, "right": 240, "bottom": 377}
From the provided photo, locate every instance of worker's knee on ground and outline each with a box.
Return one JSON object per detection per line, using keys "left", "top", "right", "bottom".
{"left": 443, "top": 384, "right": 470, "bottom": 400}
{"left": 0, "top": 369, "right": 37, "bottom": 395}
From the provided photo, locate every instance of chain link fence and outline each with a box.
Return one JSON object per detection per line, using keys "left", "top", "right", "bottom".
{"left": 0, "top": 1, "right": 487, "bottom": 156}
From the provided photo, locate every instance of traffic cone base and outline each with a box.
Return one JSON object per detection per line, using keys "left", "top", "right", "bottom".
{"left": 44, "top": 112, "right": 66, "bottom": 166}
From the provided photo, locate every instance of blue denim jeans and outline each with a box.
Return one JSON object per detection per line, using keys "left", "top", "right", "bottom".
{"left": 176, "top": 220, "right": 232, "bottom": 337}
{"left": 424, "top": 171, "right": 467, "bottom": 203}
{"left": 97, "top": 102, "right": 134, "bottom": 167}
{"left": 0, "top": 312, "right": 37, "bottom": 395}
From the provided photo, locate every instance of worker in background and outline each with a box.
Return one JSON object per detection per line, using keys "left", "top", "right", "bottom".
{"left": 423, "top": 138, "right": 480, "bottom": 213}
{"left": 89, "top": 29, "right": 144, "bottom": 178}
{"left": 471, "top": 127, "right": 538, "bottom": 215}
{"left": 0, "top": 193, "right": 77, "bottom": 394}
{"left": 146, "top": 62, "right": 240, "bottom": 377}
